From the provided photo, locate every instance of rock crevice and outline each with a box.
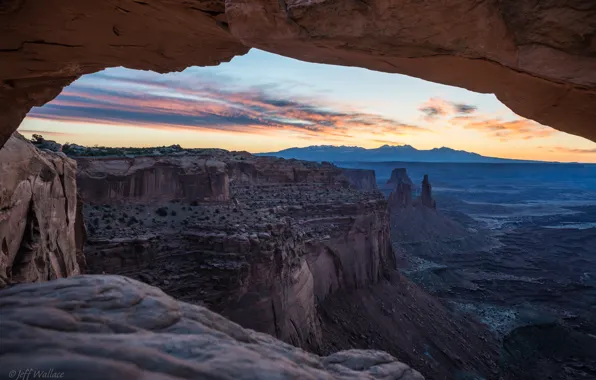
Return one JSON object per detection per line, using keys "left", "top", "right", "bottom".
{"left": 0, "top": 133, "right": 81, "bottom": 287}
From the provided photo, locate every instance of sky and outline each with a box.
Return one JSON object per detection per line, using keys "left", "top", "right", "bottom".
{"left": 18, "top": 49, "right": 596, "bottom": 163}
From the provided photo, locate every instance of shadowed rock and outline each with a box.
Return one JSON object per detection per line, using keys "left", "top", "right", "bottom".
{"left": 420, "top": 175, "right": 435, "bottom": 209}
{"left": 387, "top": 169, "right": 414, "bottom": 210}
{"left": 0, "top": 274, "right": 425, "bottom": 380}
{"left": 0, "top": 133, "right": 81, "bottom": 287}
{"left": 80, "top": 151, "right": 392, "bottom": 350}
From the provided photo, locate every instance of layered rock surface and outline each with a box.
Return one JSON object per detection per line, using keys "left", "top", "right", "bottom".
{"left": 340, "top": 168, "right": 377, "bottom": 191}
{"left": 0, "top": 133, "right": 81, "bottom": 287}
{"left": 0, "top": 274, "right": 425, "bottom": 380}
{"left": 1, "top": 0, "right": 596, "bottom": 146}
{"left": 76, "top": 155, "right": 229, "bottom": 204}
{"left": 81, "top": 152, "right": 393, "bottom": 350}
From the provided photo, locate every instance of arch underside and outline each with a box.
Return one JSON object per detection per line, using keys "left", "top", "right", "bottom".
{"left": 1, "top": 0, "right": 595, "bottom": 147}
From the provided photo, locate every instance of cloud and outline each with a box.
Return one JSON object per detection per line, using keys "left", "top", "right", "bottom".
{"left": 546, "top": 146, "right": 596, "bottom": 154}
{"left": 418, "top": 98, "right": 477, "bottom": 120}
{"left": 371, "top": 139, "right": 404, "bottom": 145}
{"left": 17, "top": 129, "right": 75, "bottom": 137}
{"left": 458, "top": 118, "right": 555, "bottom": 141}
{"left": 27, "top": 69, "right": 430, "bottom": 141}
{"left": 452, "top": 103, "right": 477, "bottom": 114}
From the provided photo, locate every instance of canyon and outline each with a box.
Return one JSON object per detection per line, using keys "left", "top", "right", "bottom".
{"left": 2, "top": 2, "right": 595, "bottom": 377}
{"left": 79, "top": 150, "right": 393, "bottom": 350}
{"left": 0, "top": 134, "right": 504, "bottom": 379}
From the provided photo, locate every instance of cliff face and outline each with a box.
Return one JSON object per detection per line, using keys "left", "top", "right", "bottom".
{"left": 420, "top": 175, "right": 436, "bottom": 209}
{"left": 387, "top": 168, "right": 414, "bottom": 210}
{"left": 0, "top": 274, "right": 424, "bottom": 380}
{"left": 340, "top": 168, "right": 377, "bottom": 191}
{"left": 76, "top": 156, "right": 229, "bottom": 204}
{"left": 387, "top": 169, "right": 436, "bottom": 212}
{"left": 82, "top": 152, "right": 393, "bottom": 350}
{"left": 0, "top": 133, "right": 81, "bottom": 287}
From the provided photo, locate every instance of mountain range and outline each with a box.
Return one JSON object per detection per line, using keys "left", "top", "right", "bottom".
{"left": 256, "top": 145, "right": 543, "bottom": 163}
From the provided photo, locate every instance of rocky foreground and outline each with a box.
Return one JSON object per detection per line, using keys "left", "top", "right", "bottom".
{"left": 0, "top": 133, "right": 84, "bottom": 287}
{"left": 0, "top": 274, "right": 423, "bottom": 380}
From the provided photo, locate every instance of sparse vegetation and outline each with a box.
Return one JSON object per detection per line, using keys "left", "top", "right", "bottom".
{"left": 156, "top": 207, "right": 169, "bottom": 217}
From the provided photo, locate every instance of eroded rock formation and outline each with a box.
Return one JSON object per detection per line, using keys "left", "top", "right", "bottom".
{"left": 420, "top": 175, "right": 436, "bottom": 209}
{"left": 81, "top": 152, "right": 392, "bottom": 350}
{"left": 76, "top": 156, "right": 230, "bottom": 204}
{"left": 387, "top": 168, "right": 414, "bottom": 211}
{"left": 387, "top": 169, "right": 436, "bottom": 211}
{"left": 0, "top": 274, "right": 425, "bottom": 380}
{"left": 340, "top": 168, "right": 377, "bottom": 191}
{"left": 0, "top": 133, "right": 81, "bottom": 287}
{"left": 1, "top": 0, "right": 596, "bottom": 147}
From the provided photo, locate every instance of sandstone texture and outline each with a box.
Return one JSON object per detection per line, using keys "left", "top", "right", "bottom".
{"left": 387, "top": 168, "right": 414, "bottom": 210}
{"left": 0, "top": 274, "right": 425, "bottom": 380}
{"left": 1, "top": 1, "right": 596, "bottom": 146}
{"left": 340, "top": 168, "right": 378, "bottom": 191}
{"left": 0, "top": 133, "right": 81, "bottom": 287}
{"left": 76, "top": 155, "right": 229, "bottom": 204}
{"left": 420, "top": 175, "right": 436, "bottom": 209}
{"left": 81, "top": 152, "right": 393, "bottom": 350}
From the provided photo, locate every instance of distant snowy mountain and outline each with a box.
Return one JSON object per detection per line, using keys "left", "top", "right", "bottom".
{"left": 256, "top": 145, "right": 541, "bottom": 163}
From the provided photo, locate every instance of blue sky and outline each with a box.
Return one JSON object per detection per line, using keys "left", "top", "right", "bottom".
{"left": 18, "top": 49, "right": 596, "bottom": 162}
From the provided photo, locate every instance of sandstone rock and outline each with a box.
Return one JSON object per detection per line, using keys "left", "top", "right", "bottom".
{"left": 387, "top": 169, "right": 414, "bottom": 188}
{"left": 340, "top": 169, "right": 377, "bottom": 191}
{"left": 387, "top": 169, "right": 414, "bottom": 210}
{"left": 0, "top": 274, "right": 425, "bottom": 380}
{"left": 0, "top": 133, "right": 80, "bottom": 287}
{"left": 420, "top": 175, "right": 436, "bottom": 209}
{"left": 1, "top": 0, "right": 595, "bottom": 147}
{"left": 76, "top": 156, "right": 230, "bottom": 204}
{"left": 82, "top": 151, "right": 393, "bottom": 350}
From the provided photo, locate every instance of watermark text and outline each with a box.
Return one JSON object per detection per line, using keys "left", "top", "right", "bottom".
{"left": 8, "top": 369, "right": 64, "bottom": 380}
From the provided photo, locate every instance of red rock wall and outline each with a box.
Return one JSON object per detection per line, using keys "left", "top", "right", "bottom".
{"left": 340, "top": 168, "right": 378, "bottom": 191}
{"left": 76, "top": 156, "right": 230, "bottom": 204}
{"left": 0, "top": 133, "right": 80, "bottom": 286}
{"left": 82, "top": 154, "right": 393, "bottom": 350}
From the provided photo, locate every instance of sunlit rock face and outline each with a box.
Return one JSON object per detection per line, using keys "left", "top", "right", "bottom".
{"left": 0, "top": 274, "right": 425, "bottom": 380}
{"left": 0, "top": 133, "right": 81, "bottom": 287}
{"left": 1, "top": 0, "right": 595, "bottom": 147}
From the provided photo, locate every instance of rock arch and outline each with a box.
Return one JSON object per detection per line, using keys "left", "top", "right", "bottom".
{"left": 1, "top": 0, "right": 595, "bottom": 148}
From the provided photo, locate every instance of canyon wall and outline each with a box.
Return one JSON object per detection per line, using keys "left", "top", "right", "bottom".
{"left": 76, "top": 156, "right": 229, "bottom": 204}
{"left": 0, "top": 133, "right": 81, "bottom": 287}
{"left": 340, "top": 168, "right": 377, "bottom": 191}
{"left": 81, "top": 152, "right": 393, "bottom": 350}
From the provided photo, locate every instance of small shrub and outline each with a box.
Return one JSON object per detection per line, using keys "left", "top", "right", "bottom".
{"left": 155, "top": 207, "right": 168, "bottom": 217}
{"left": 171, "top": 210, "right": 177, "bottom": 216}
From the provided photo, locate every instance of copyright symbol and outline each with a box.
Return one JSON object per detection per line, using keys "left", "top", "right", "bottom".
{"left": 9, "top": 370, "right": 16, "bottom": 378}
